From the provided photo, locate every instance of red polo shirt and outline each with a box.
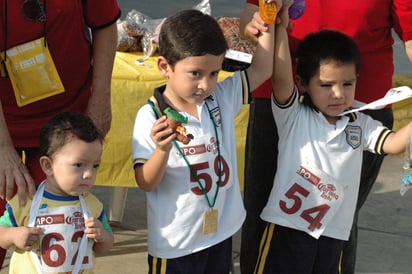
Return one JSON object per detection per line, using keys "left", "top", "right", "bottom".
{"left": 247, "top": 0, "right": 412, "bottom": 103}
{"left": 0, "top": 0, "right": 121, "bottom": 146}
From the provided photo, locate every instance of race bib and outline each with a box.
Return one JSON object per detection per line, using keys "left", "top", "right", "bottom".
{"left": 277, "top": 165, "right": 344, "bottom": 238}
{"left": 36, "top": 205, "right": 94, "bottom": 273}
{"left": 178, "top": 132, "right": 233, "bottom": 196}
{"left": 2, "top": 37, "right": 64, "bottom": 106}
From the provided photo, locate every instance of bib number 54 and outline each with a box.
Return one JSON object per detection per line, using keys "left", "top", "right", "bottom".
{"left": 279, "top": 183, "right": 330, "bottom": 231}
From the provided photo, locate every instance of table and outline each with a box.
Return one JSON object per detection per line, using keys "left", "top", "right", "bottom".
{"left": 97, "top": 52, "right": 250, "bottom": 221}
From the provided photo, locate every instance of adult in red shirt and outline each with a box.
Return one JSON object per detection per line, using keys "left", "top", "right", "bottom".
{"left": 239, "top": 1, "right": 412, "bottom": 273}
{"left": 0, "top": 0, "right": 120, "bottom": 268}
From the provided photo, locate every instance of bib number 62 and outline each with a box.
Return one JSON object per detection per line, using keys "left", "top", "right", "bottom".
{"left": 279, "top": 183, "right": 330, "bottom": 231}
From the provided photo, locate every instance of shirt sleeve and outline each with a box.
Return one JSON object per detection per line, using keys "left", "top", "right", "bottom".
{"left": 0, "top": 205, "right": 14, "bottom": 227}
{"left": 99, "top": 209, "right": 113, "bottom": 234}
{"left": 83, "top": 0, "right": 121, "bottom": 29}
{"left": 360, "top": 115, "right": 393, "bottom": 155}
{"left": 392, "top": 0, "right": 412, "bottom": 41}
{"left": 132, "top": 104, "right": 158, "bottom": 167}
{"left": 3, "top": 196, "right": 32, "bottom": 227}
{"left": 85, "top": 193, "right": 112, "bottom": 233}
{"left": 246, "top": 0, "right": 258, "bottom": 5}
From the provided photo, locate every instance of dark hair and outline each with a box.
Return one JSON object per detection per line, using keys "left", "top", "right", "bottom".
{"left": 158, "top": 9, "right": 228, "bottom": 66}
{"left": 296, "top": 29, "right": 361, "bottom": 85}
{"left": 39, "top": 112, "right": 104, "bottom": 157}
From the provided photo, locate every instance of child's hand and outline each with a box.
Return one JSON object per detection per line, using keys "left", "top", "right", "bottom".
{"left": 13, "top": 227, "right": 43, "bottom": 251}
{"left": 84, "top": 217, "right": 114, "bottom": 254}
{"left": 279, "top": 0, "right": 294, "bottom": 28}
{"left": 84, "top": 217, "right": 106, "bottom": 243}
{"left": 246, "top": 11, "right": 270, "bottom": 38}
{"left": 245, "top": 0, "right": 286, "bottom": 39}
{"left": 151, "top": 115, "right": 176, "bottom": 151}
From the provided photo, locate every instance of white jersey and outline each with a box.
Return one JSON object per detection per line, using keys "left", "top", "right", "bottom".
{"left": 132, "top": 71, "right": 248, "bottom": 258}
{"left": 261, "top": 88, "right": 392, "bottom": 240}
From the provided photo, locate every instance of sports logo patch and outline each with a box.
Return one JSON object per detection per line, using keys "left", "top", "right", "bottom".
{"left": 345, "top": 125, "right": 362, "bottom": 149}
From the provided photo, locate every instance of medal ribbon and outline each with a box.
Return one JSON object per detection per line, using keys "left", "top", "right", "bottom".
{"left": 149, "top": 101, "right": 223, "bottom": 208}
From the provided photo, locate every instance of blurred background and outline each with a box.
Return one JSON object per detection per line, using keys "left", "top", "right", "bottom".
{"left": 116, "top": 0, "right": 410, "bottom": 75}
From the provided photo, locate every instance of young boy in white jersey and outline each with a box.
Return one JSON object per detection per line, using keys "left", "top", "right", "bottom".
{"left": 0, "top": 112, "right": 114, "bottom": 273}
{"left": 131, "top": 8, "right": 275, "bottom": 273}
{"left": 253, "top": 7, "right": 412, "bottom": 274}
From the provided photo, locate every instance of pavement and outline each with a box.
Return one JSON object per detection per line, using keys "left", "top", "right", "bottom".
{"left": 2, "top": 154, "right": 412, "bottom": 274}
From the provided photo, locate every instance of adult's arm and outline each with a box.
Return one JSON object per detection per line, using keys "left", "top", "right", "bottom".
{"left": 87, "top": 22, "right": 118, "bottom": 137}
{"left": 393, "top": 0, "right": 412, "bottom": 63}
{"left": 405, "top": 40, "right": 412, "bottom": 62}
{"left": 0, "top": 106, "right": 35, "bottom": 206}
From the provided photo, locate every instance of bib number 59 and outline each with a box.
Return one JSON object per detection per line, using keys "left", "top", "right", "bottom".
{"left": 279, "top": 183, "right": 330, "bottom": 231}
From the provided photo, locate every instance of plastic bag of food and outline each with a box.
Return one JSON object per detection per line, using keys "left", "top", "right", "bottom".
{"left": 123, "top": 9, "right": 150, "bottom": 37}
{"left": 116, "top": 0, "right": 211, "bottom": 53}
{"left": 116, "top": 20, "right": 140, "bottom": 52}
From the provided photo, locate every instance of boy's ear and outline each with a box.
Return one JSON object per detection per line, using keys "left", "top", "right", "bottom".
{"left": 157, "top": 56, "right": 170, "bottom": 78}
{"left": 39, "top": 156, "right": 53, "bottom": 176}
{"left": 295, "top": 75, "right": 305, "bottom": 91}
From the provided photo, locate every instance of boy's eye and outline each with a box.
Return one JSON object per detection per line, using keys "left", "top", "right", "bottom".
{"left": 320, "top": 84, "right": 332, "bottom": 88}
{"left": 74, "top": 163, "right": 82, "bottom": 167}
{"left": 211, "top": 71, "right": 219, "bottom": 77}
{"left": 93, "top": 164, "right": 100, "bottom": 169}
{"left": 191, "top": 71, "right": 200, "bottom": 77}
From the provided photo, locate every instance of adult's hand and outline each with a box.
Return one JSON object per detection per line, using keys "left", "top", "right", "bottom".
{"left": 0, "top": 145, "right": 36, "bottom": 205}
{"left": 0, "top": 108, "right": 36, "bottom": 205}
{"left": 87, "top": 88, "right": 112, "bottom": 137}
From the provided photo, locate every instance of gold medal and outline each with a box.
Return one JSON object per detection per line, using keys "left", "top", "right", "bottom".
{"left": 203, "top": 208, "right": 218, "bottom": 234}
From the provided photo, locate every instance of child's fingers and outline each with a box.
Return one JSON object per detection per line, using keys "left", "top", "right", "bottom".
{"left": 284, "top": 0, "right": 294, "bottom": 8}
{"left": 152, "top": 128, "right": 174, "bottom": 144}
{"left": 22, "top": 228, "right": 43, "bottom": 250}
{"left": 253, "top": 11, "right": 268, "bottom": 27}
{"left": 151, "top": 117, "right": 171, "bottom": 139}
{"left": 84, "top": 227, "right": 105, "bottom": 243}
{"left": 29, "top": 227, "right": 44, "bottom": 235}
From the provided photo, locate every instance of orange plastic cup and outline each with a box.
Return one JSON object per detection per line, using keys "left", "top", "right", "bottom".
{"left": 259, "top": 0, "right": 277, "bottom": 24}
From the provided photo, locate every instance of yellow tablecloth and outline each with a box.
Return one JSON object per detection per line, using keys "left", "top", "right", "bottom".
{"left": 96, "top": 52, "right": 249, "bottom": 188}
